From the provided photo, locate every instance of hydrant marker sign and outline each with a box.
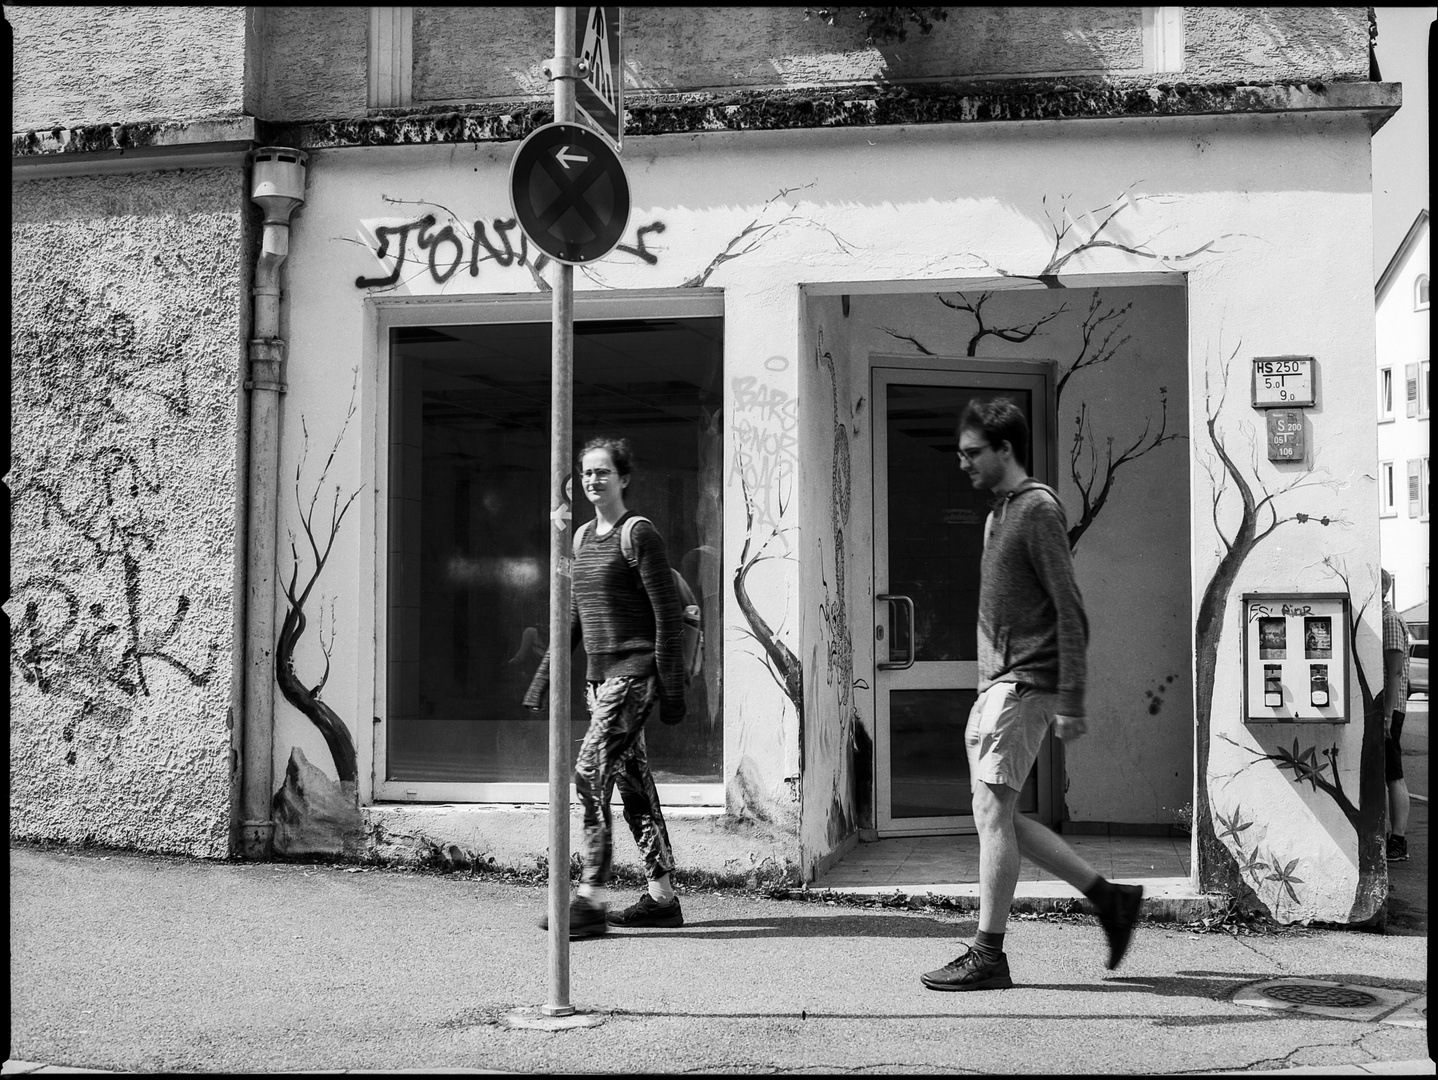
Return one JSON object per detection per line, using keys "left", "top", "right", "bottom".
{"left": 1242, "top": 593, "right": 1350, "bottom": 723}
{"left": 1251, "top": 355, "right": 1315, "bottom": 408}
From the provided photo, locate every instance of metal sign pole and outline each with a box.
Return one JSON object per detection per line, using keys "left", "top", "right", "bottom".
{"left": 542, "top": 3, "right": 578, "bottom": 1020}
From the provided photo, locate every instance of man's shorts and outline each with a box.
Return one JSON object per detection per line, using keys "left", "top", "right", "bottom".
{"left": 1385, "top": 712, "right": 1407, "bottom": 782}
{"left": 965, "top": 681, "right": 1055, "bottom": 793}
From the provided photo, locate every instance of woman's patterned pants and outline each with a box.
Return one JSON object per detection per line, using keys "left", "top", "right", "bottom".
{"left": 574, "top": 675, "right": 676, "bottom": 886}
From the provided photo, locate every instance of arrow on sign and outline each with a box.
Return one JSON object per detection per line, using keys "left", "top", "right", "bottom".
{"left": 550, "top": 504, "right": 572, "bottom": 528}
{"left": 554, "top": 146, "right": 589, "bottom": 170}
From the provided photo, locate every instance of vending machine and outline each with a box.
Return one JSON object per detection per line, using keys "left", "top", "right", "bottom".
{"left": 1242, "top": 593, "right": 1351, "bottom": 723}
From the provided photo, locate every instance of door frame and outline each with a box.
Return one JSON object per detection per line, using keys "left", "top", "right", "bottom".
{"left": 869, "top": 354, "right": 1063, "bottom": 836}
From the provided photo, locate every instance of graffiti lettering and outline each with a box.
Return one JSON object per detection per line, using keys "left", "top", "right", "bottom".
{"left": 731, "top": 375, "right": 798, "bottom": 534}
{"left": 355, "top": 210, "right": 667, "bottom": 289}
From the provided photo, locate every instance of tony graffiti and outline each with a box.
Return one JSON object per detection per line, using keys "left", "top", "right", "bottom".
{"left": 354, "top": 210, "right": 668, "bottom": 289}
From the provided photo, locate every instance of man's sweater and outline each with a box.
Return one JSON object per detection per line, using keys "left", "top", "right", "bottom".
{"left": 977, "top": 480, "right": 1089, "bottom": 718}
{"left": 524, "top": 512, "right": 686, "bottom": 723}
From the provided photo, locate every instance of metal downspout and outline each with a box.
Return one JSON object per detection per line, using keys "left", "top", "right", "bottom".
{"left": 239, "top": 148, "right": 309, "bottom": 859}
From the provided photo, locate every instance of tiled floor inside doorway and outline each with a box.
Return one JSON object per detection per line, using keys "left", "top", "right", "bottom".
{"left": 817, "top": 831, "right": 1193, "bottom": 890}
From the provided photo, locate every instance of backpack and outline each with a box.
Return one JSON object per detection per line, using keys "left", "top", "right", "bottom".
{"left": 574, "top": 515, "right": 704, "bottom": 686}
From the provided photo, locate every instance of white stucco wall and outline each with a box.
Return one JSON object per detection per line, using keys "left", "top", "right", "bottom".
{"left": 1375, "top": 219, "right": 1431, "bottom": 614}
{"left": 10, "top": 168, "right": 246, "bottom": 857}
{"left": 272, "top": 108, "right": 1382, "bottom": 916}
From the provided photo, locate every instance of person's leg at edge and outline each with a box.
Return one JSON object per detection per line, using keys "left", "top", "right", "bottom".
{"left": 1390, "top": 713, "right": 1410, "bottom": 839}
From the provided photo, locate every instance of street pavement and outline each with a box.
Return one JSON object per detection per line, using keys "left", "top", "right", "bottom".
{"left": 7, "top": 828, "right": 1432, "bottom": 1076}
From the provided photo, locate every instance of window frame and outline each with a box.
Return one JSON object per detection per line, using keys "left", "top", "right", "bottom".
{"left": 1379, "top": 366, "right": 1395, "bottom": 422}
{"left": 1419, "top": 359, "right": 1431, "bottom": 420}
{"left": 367, "top": 289, "right": 728, "bottom": 808}
{"left": 1379, "top": 460, "right": 1397, "bottom": 517}
{"left": 1417, "top": 274, "right": 1431, "bottom": 312}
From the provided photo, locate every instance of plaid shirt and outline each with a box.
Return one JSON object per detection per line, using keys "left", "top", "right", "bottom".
{"left": 1382, "top": 600, "right": 1411, "bottom": 706}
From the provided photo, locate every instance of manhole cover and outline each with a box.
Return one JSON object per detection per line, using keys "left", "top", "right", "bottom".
{"left": 1262, "top": 983, "right": 1379, "bottom": 1008}
{"left": 1233, "top": 979, "right": 1421, "bottom": 1024}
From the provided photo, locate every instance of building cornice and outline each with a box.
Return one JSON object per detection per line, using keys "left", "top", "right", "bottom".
{"left": 12, "top": 81, "right": 1401, "bottom": 172}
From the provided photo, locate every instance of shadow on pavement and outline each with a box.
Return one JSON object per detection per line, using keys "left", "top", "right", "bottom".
{"left": 602, "top": 913, "right": 976, "bottom": 939}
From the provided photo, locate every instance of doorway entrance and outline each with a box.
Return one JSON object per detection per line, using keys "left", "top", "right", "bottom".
{"left": 872, "top": 359, "right": 1059, "bottom": 836}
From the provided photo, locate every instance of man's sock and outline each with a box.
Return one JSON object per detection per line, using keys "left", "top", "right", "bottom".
{"left": 648, "top": 874, "right": 677, "bottom": 903}
{"left": 973, "top": 929, "right": 1006, "bottom": 963}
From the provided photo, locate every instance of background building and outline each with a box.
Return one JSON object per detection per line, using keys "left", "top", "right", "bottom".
{"left": 10, "top": 6, "right": 1403, "bottom": 925}
{"left": 1375, "top": 210, "right": 1431, "bottom": 622}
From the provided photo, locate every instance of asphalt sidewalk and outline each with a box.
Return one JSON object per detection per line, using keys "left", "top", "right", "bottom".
{"left": 7, "top": 841, "right": 1432, "bottom": 1075}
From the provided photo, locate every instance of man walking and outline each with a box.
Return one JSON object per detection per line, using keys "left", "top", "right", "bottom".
{"left": 1381, "top": 569, "right": 1412, "bottom": 863}
{"left": 922, "top": 398, "right": 1143, "bottom": 992}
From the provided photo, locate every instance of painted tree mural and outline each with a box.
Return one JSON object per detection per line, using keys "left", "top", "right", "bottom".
{"left": 1211, "top": 558, "right": 1386, "bottom": 920}
{"left": 1191, "top": 343, "right": 1351, "bottom": 908}
{"left": 276, "top": 373, "right": 362, "bottom": 784}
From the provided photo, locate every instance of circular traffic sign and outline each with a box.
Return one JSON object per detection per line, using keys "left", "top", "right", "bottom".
{"left": 509, "top": 122, "right": 630, "bottom": 265}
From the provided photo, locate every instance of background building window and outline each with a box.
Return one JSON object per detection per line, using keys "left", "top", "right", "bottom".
{"left": 1419, "top": 359, "right": 1431, "bottom": 419}
{"left": 387, "top": 318, "right": 724, "bottom": 787}
{"left": 1418, "top": 274, "right": 1431, "bottom": 311}
{"left": 1380, "top": 460, "right": 1397, "bottom": 516}
{"left": 1380, "top": 366, "right": 1395, "bottom": 421}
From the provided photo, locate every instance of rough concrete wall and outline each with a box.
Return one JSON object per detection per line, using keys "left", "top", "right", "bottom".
{"left": 1183, "top": 8, "right": 1370, "bottom": 83}
{"left": 407, "top": 7, "right": 1369, "bottom": 112}
{"left": 260, "top": 7, "right": 370, "bottom": 123}
{"left": 10, "top": 169, "right": 245, "bottom": 858}
{"left": 413, "top": 6, "right": 1146, "bottom": 103}
{"left": 9, "top": 6, "right": 248, "bottom": 129}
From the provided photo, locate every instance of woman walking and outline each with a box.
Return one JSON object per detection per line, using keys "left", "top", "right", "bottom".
{"left": 524, "top": 436, "right": 687, "bottom": 937}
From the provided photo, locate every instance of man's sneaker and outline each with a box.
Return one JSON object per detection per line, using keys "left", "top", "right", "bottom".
{"left": 1096, "top": 883, "right": 1144, "bottom": 970}
{"left": 607, "top": 891, "right": 684, "bottom": 928}
{"left": 920, "top": 945, "right": 1014, "bottom": 991}
{"left": 1386, "top": 834, "right": 1410, "bottom": 862}
{"left": 538, "top": 896, "right": 609, "bottom": 939}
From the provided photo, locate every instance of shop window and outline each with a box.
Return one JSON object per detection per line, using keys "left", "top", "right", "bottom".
{"left": 1379, "top": 367, "right": 1395, "bottom": 421}
{"left": 1418, "top": 275, "right": 1430, "bottom": 312}
{"left": 1379, "top": 461, "right": 1396, "bottom": 517}
{"left": 385, "top": 317, "right": 724, "bottom": 793}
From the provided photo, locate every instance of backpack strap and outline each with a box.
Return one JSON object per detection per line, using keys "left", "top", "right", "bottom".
{"left": 572, "top": 519, "right": 594, "bottom": 557}
{"left": 618, "top": 514, "right": 649, "bottom": 567}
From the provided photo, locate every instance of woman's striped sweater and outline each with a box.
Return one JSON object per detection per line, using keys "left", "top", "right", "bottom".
{"left": 524, "top": 511, "right": 686, "bottom": 723}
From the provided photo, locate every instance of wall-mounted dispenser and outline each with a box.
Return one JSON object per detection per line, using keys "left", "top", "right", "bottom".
{"left": 1243, "top": 593, "right": 1350, "bottom": 723}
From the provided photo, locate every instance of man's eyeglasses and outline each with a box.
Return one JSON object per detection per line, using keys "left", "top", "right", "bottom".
{"left": 956, "top": 443, "right": 991, "bottom": 464}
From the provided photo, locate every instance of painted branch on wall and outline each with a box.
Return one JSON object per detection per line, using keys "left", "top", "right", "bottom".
{"left": 683, "top": 185, "right": 855, "bottom": 289}
{"left": 276, "top": 371, "right": 362, "bottom": 784}
{"left": 999, "top": 186, "right": 1244, "bottom": 288}
{"left": 1192, "top": 343, "right": 1348, "bottom": 908}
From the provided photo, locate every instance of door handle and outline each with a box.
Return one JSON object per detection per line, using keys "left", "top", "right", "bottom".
{"left": 876, "top": 594, "right": 915, "bottom": 670}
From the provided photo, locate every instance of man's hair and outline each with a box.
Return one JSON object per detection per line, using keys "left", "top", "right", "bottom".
{"left": 957, "top": 397, "right": 1029, "bottom": 468}
{"left": 1382, "top": 568, "right": 1393, "bottom": 597}
{"left": 578, "top": 436, "right": 635, "bottom": 476}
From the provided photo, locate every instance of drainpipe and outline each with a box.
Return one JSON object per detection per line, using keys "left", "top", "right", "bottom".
{"left": 239, "top": 147, "right": 309, "bottom": 859}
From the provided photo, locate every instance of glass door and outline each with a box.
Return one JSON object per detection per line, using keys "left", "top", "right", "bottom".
{"left": 873, "top": 361, "right": 1056, "bottom": 836}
